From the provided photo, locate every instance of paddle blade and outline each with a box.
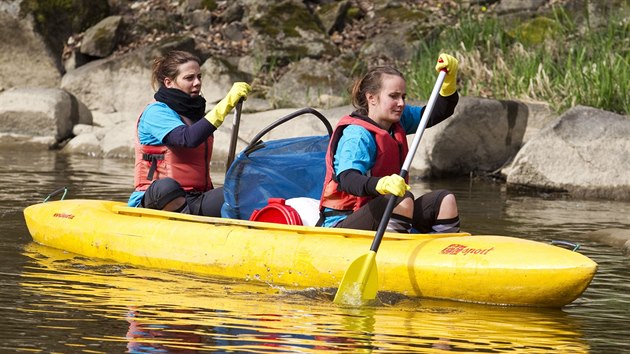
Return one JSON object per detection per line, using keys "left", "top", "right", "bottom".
{"left": 333, "top": 251, "right": 378, "bottom": 306}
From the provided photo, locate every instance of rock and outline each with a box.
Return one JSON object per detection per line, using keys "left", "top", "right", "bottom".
{"left": 221, "top": 22, "right": 247, "bottom": 42}
{"left": 0, "top": 88, "right": 74, "bottom": 142}
{"left": 584, "top": 228, "right": 630, "bottom": 256}
{"left": 357, "top": 3, "right": 431, "bottom": 64}
{"left": 241, "top": 98, "right": 274, "bottom": 113}
{"left": 359, "top": 21, "right": 422, "bottom": 64}
{"left": 201, "top": 57, "right": 251, "bottom": 104}
{"left": 62, "top": 131, "right": 102, "bottom": 156}
{"left": 101, "top": 121, "right": 134, "bottom": 158}
{"left": 268, "top": 57, "right": 349, "bottom": 108}
{"left": 60, "top": 55, "right": 150, "bottom": 114}
{"left": 413, "top": 97, "right": 528, "bottom": 177}
{"left": 521, "top": 100, "right": 557, "bottom": 143}
{"left": 17, "top": 0, "right": 110, "bottom": 71}
{"left": 0, "top": 12, "right": 61, "bottom": 89}
{"left": 80, "top": 16, "right": 123, "bottom": 58}
{"left": 61, "top": 37, "right": 199, "bottom": 114}
{"left": 243, "top": 0, "right": 339, "bottom": 64}
{"left": 187, "top": 9, "right": 213, "bottom": 30}
{"left": 70, "top": 94, "right": 94, "bottom": 126}
{"left": 315, "top": 0, "right": 351, "bottom": 34}
{"left": 495, "top": 0, "right": 547, "bottom": 15}
{"left": 0, "top": 133, "right": 56, "bottom": 148}
{"left": 63, "top": 47, "right": 90, "bottom": 73}
{"left": 72, "top": 124, "right": 95, "bottom": 136}
{"left": 216, "top": 2, "right": 244, "bottom": 23}
{"left": 506, "top": 106, "right": 630, "bottom": 200}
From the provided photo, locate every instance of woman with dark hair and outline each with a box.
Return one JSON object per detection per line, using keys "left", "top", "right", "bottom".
{"left": 318, "top": 54, "right": 461, "bottom": 233}
{"left": 127, "top": 50, "right": 250, "bottom": 216}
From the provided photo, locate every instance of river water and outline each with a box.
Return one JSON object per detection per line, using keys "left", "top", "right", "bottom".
{"left": 1, "top": 147, "right": 629, "bottom": 353}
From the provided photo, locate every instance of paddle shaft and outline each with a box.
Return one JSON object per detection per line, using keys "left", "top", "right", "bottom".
{"left": 370, "top": 70, "right": 447, "bottom": 252}
{"left": 226, "top": 99, "right": 244, "bottom": 171}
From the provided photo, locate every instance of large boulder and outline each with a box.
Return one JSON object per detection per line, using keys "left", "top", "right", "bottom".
{"left": 357, "top": 2, "right": 433, "bottom": 64}
{"left": 18, "top": 0, "right": 110, "bottom": 71}
{"left": 506, "top": 106, "right": 630, "bottom": 200}
{"left": 268, "top": 57, "right": 349, "bottom": 108}
{"left": 60, "top": 37, "right": 200, "bottom": 114}
{"left": 201, "top": 57, "right": 252, "bottom": 105}
{"left": 0, "top": 12, "right": 60, "bottom": 90}
{"left": 412, "top": 97, "right": 528, "bottom": 177}
{"left": 0, "top": 88, "right": 75, "bottom": 142}
{"left": 242, "top": 0, "right": 339, "bottom": 66}
{"left": 80, "top": 15, "right": 123, "bottom": 58}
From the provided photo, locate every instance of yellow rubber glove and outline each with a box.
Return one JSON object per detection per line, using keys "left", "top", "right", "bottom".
{"left": 435, "top": 53, "right": 459, "bottom": 96}
{"left": 375, "top": 174, "right": 410, "bottom": 197}
{"left": 205, "top": 82, "right": 251, "bottom": 128}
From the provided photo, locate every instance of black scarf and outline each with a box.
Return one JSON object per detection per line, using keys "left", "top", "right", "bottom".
{"left": 154, "top": 87, "right": 206, "bottom": 121}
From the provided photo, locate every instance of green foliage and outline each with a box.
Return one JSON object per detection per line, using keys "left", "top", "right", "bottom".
{"left": 21, "top": 0, "right": 108, "bottom": 33}
{"left": 200, "top": 0, "right": 217, "bottom": 11}
{"left": 405, "top": 7, "right": 630, "bottom": 115}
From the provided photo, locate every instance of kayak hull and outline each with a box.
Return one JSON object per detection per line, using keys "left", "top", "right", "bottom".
{"left": 23, "top": 199, "right": 597, "bottom": 307}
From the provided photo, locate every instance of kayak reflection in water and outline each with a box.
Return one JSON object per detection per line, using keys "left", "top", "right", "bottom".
{"left": 126, "top": 307, "right": 202, "bottom": 352}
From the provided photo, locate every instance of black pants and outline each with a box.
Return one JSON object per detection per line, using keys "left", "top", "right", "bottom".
{"left": 142, "top": 177, "right": 224, "bottom": 217}
{"left": 185, "top": 187, "right": 224, "bottom": 217}
{"left": 334, "top": 189, "right": 451, "bottom": 233}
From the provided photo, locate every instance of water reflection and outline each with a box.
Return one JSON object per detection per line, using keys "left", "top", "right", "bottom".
{"left": 18, "top": 243, "right": 591, "bottom": 353}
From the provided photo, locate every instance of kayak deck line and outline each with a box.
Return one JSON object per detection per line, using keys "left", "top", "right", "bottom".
{"left": 112, "top": 204, "right": 469, "bottom": 241}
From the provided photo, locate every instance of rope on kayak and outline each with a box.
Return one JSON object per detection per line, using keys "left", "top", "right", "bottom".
{"left": 551, "top": 240, "right": 581, "bottom": 252}
{"left": 43, "top": 187, "right": 68, "bottom": 202}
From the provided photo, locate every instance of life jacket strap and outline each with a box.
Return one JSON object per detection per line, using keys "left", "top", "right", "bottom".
{"left": 142, "top": 153, "right": 165, "bottom": 180}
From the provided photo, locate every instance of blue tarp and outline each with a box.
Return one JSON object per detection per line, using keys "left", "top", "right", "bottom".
{"left": 221, "top": 135, "right": 329, "bottom": 220}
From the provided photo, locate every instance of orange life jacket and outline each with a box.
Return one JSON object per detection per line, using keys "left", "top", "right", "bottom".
{"left": 319, "top": 114, "right": 408, "bottom": 212}
{"left": 133, "top": 107, "right": 214, "bottom": 192}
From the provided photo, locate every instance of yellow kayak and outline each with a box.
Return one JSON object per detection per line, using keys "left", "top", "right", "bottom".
{"left": 23, "top": 199, "right": 597, "bottom": 307}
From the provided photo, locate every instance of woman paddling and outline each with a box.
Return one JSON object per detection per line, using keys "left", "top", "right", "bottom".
{"left": 127, "top": 50, "right": 251, "bottom": 216}
{"left": 318, "top": 54, "right": 461, "bottom": 233}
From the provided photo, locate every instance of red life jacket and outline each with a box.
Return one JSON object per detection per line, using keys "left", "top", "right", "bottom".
{"left": 319, "top": 114, "right": 409, "bottom": 212}
{"left": 133, "top": 107, "right": 214, "bottom": 193}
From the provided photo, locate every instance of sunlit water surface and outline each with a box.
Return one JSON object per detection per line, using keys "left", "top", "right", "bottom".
{"left": 1, "top": 148, "right": 629, "bottom": 353}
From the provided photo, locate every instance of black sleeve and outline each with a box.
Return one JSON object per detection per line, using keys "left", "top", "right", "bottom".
{"left": 337, "top": 169, "right": 381, "bottom": 197}
{"left": 163, "top": 118, "right": 217, "bottom": 148}
{"left": 426, "top": 91, "right": 459, "bottom": 128}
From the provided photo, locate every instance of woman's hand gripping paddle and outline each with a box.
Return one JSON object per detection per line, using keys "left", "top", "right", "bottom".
{"left": 333, "top": 70, "right": 448, "bottom": 306}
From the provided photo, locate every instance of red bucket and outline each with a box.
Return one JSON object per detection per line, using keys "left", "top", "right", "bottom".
{"left": 249, "top": 198, "right": 303, "bottom": 225}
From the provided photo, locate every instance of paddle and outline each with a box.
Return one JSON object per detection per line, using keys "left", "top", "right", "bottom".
{"left": 226, "top": 98, "right": 244, "bottom": 172}
{"left": 333, "top": 70, "right": 448, "bottom": 306}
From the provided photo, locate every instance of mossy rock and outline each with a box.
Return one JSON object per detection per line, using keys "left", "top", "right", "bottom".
{"left": 20, "top": 0, "right": 110, "bottom": 69}
{"left": 21, "top": 0, "right": 109, "bottom": 33}
{"left": 200, "top": 0, "right": 217, "bottom": 11}
{"left": 507, "top": 16, "right": 562, "bottom": 46}
{"left": 375, "top": 4, "right": 427, "bottom": 24}
{"left": 248, "top": 1, "right": 324, "bottom": 38}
